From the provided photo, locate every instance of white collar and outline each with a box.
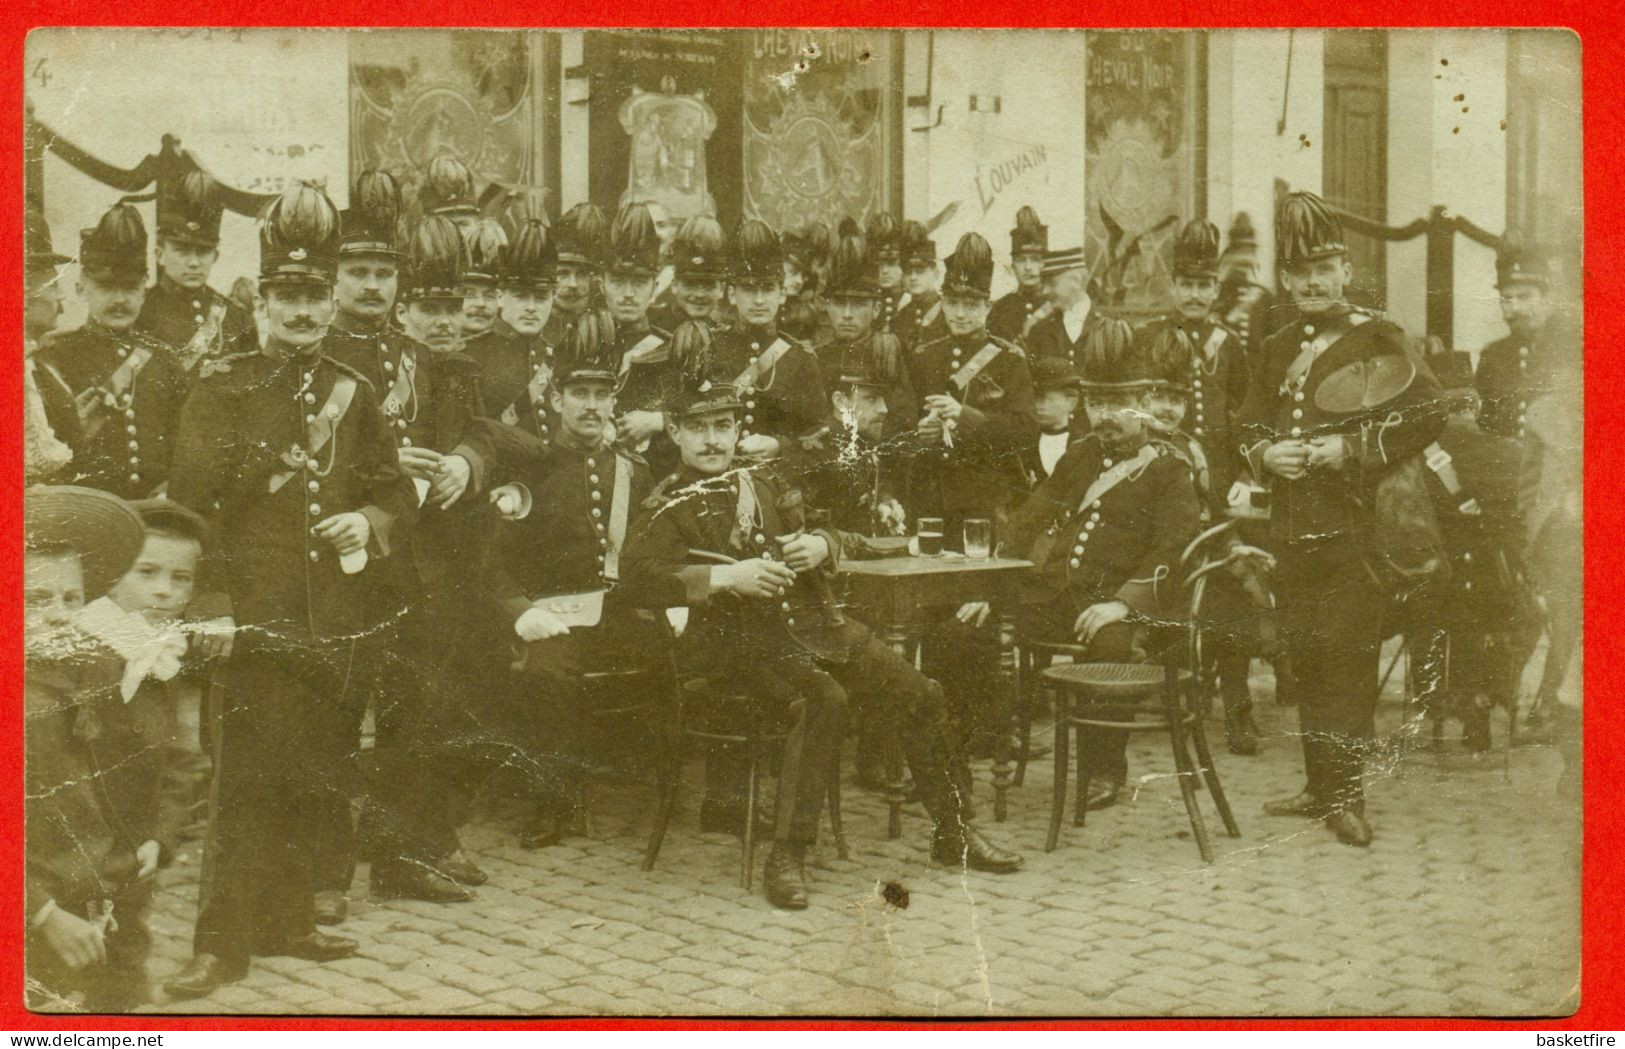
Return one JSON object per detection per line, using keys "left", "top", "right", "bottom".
{"left": 75, "top": 597, "right": 188, "bottom": 701}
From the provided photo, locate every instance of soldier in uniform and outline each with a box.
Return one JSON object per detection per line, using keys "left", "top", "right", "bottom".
{"left": 988, "top": 206, "right": 1051, "bottom": 344}
{"left": 136, "top": 170, "right": 258, "bottom": 369}
{"left": 477, "top": 312, "right": 671, "bottom": 848}
{"left": 1238, "top": 192, "right": 1445, "bottom": 847}
{"left": 780, "top": 220, "right": 833, "bottom": 345}
{"left": 36, "top": 202, "right": 187, "bottom": 501}
{"left": 419, "top": 152, "right": 481, "bottom": 233}
{"left": 1024, "top": 245, "right": 1106, "bottom": 368}
{"left": 464, "top": 219, "right": 561, "bottom": 443}
{"left": 546, "top": 202, "right": 610, "bottom": 347}
{"left": 780, "top": 353, "right": 910, "bottom": 539}
{"left": 163, "top": 183, "right": 417, "bottom": 997}
{"left": 910, "top": 233, "right": 1038, "bottom": 757}
{"left": 650, "top": 214, "right": 729, "bottom": 332}
{"left": 321, "top": 210, "right": 494, "bottom": 912}
{"left": 865, "top": 212, "right": 906, "bottom": 334}
{"left": 892, "top": 220, "right": 948, "bottom": 350}
{"left": 603, "top": 203, "right": 677, "bottom": 475}
{"left": 958, "top": 321, "right": 1204, "bottom": 809}
{"left": 706, "top": 219, "right": 828, "bottom": 463}
{"left": 620, "top": 364, "right": 1022, "bottom": 910}
{"left": 815, "top": 230, "right": 911, "bottom": 429}
{"left": 26, "top": 201, "right": 79, "bottom": 484}
{"left": 459, "top": 217, "right": 508, "bottom": 341}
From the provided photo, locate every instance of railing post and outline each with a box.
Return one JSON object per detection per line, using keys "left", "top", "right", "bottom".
{"left": 1425, "top": 205, "right": 1454, "bottom": 346}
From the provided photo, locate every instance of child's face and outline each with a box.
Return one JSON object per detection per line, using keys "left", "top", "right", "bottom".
{"left": 24, "top": 550, "right": 85, "bottom": 653}
{"left": 1035, "top": 389, "right": 1080, "bottom": 432}
{"left": 109, "top": 531, "right": 200, "bottom": 623}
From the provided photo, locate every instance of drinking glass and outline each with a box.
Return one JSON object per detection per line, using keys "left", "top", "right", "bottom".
{"left": 916, "top": 517, "right": 945, "bottom": 557}
{"left": 963, "top": 518, "right": 992, "bottom": 560}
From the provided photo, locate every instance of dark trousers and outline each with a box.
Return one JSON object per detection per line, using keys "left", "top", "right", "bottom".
{"left": 194, "top": 637, "right": 359, "bottom": 963}
{"left": 26, "top": 884, "right": 152, "bottom": 1013}
{"left": 706, "top": 630, "right": 972, "bottom": 845}
{"left": 1197, "top": 571, "right": 1260, "bottom": 717}
{"left": 1277, "top": 544, "right": 1384, "bottom": 810}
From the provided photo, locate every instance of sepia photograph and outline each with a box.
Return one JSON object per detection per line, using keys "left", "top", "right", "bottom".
{"left": 20, "top": 26, "right": 1583, "bottom": 1018}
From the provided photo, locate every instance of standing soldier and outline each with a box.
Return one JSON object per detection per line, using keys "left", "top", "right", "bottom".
{"left": 815, "top": 230, "right": 910, "bottom": 426}
{"left": 479, "top": 312, "right": 671, "bottom": 848}
{"left": 163, "top": 183, "right": 416, "bottom": 997}
{"left": 137, "top": 170, "right": 258, "bottom": 370}
{"left": 37, "top": 202, "right": 187, "bottom": 500}
{"left": 603, "top": 203, "right": 676, "bottom": 474}
{"left": 651, "top": 214, "right": 729, "bottom": 332}
{"left": 866, "top": 211, "right": 906, "bottom": 335}
{"left": 465, "top": 219, "right": 561, "bottom": 443}
{"left": 322, "top": 207, "right": 494, "bottom": 912}
{"left": 1024, "top": 244, "right": 1105, "bottom": 368}
{"left": 25, "top": 200, "right": 78, "bottom": 484}
{"left": 460, "top": 217, "right": 508, "bottom": 341}
{"left": 892, "top": 220, "right": 948, "bottom": 350}
{"left": 1238, "top": 191, "right": 1445, "bottom": 847}
{"left": 546, "top": 202, "right": 609, "bottom": 346}
{"left": 780, "top": 220, "right": 833, "bottom": 345}
{"left": 707, "top": 218, "right": 828, "bottom": 463}
{"left": 988, "top": 206, "right": 1051, "bottom": 344}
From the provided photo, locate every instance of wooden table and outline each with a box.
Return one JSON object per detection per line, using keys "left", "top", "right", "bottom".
{"left": 838, "top": 553, "right": 1034, "bottom": 832}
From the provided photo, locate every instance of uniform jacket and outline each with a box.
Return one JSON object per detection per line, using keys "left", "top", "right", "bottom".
{"left": 463, "top": 320, "right": 559, "bottom": 443}
{"left": 1137, "top": 313, "right": 1251, "bottom": 497}
{"left": 35, "top": 325, "right": 189, "bottom": 499}
{"left": 1004, "top": 431, "right": 1201, "bottom": 616}
{"left": 620, "top": 466, "right": 869, "bottom": 664}
{"left": 1024, "top": 303, "right": 1107, "bottom": 368}
{"left": 905, "top": 328, "right": 1038, "bottom": 521}
{"left": 1020, "top": 422, "right": 1091, "bottom": 491}
{"left": 777, "top": 416, "right": 912, "bottom": 538}
{"left": 988, "top": 286, "right": 1049, "bottom": 344}
{"left": 779, "top": 291, "right": 832, "bottom": 346}
{"left": 711, "top": 324, "right": 829, "bottom": 451}
{"left": 135, "top": 278, "right": 258, "bottom": 366}
{"left": 167, "top": 343, "right": 417, "bottom": 639}
{"left": 875, "top": 289, "right": 905, "bottom": 335}
{"left": 1475, "top": 318, "right": 1575, "bottom": 440}
{"left": 1238, "top": 308, "right": 1446, "bottom": 548}
{"left": 892, "top": 291, "right": 948, "bottom": 351}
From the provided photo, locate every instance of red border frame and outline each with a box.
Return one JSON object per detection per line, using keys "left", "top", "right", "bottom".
{"left": 3, "top": 1, "right": 1615, "bottom": 1031}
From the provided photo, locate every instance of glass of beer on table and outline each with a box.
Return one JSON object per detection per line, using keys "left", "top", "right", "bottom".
{"left": 917, "top": 517, "right": 945, "bottom": 557}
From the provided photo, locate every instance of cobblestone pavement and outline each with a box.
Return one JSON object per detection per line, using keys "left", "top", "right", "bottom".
{"left": 135, "top": 652, "right": 1581, "bottom": 1019}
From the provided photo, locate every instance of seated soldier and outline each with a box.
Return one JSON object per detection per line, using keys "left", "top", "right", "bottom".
{"left": 620, "top": 363, "right": 1023, "bottom": 911}
{"left": 958, "top": 321, "right": 1202, "bottom": 811}
{"left": 481, "top": 312, "right": 673, "bottom": 849}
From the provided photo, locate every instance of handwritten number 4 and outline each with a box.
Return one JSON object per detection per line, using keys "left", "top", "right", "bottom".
{"left": 32, "top": 59, "right": 50, "bottom": 86}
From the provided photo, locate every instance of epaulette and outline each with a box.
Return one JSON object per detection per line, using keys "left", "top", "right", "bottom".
{"left": 914, "top": 332, "right": 953, "bottom": 356}
{"left": 1153, "top": 434, "right": 1195, "bottom": 467}
{"left": 320, "top": 354, "right": 379, "bottom": 392}
{"left": 644, "top": 472, "right": 683, "bottom": 510}
{"left": 987, "top": 333, "right": 1026, "bottom": 357}
{"left": 614, "top": 444, "right": 650, "bottom": 468}
{"left": 197, "top": 349, "right": 262, "bottom": 380}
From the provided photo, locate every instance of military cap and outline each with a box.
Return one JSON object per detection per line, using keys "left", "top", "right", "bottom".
{"left": 552, "top": 308, "right": 620, "bottom": 388}
{"left": 942, "top": 231, "right": 994, "bottom": 299}
{"left": 1171, "top": 218, "right": 1221, "bottom": 280}
{"left": 1495, "top": 237, "right": 1551, "bottom": 290}
{"left": 80, "top": 201, "right": 149, "bottom": 283}
{"left": 667, "top": 319, "right": 743, "bottom": 418}
{"left": 555, "top": 202, "right": 609, "bottom": 269}
{"left": 1077, "top": 317, "right": 1147, "bottom": 389}
{"left": 402, "top": 215, "right": 470, "bottom": 302}
{"left": 730, "top": 219, "right": 783, "bottom": 283}
{"left": 826, "top": 229, "right": 880, "bottom": 299}
{"left": 155, "top": 169, "right": 225, "bottom": 249}
{"left": 607, "top": 202, "right": 661, "bottom": 278}
{"left": 1275, "top": 191, "right": 1347, "bottom": 269}
{"left": 26, "top": 199, "right": 71, "bottom": 273}
{"left": 130, "top": 495, "right": 212, "bottom": 551}
{"left": 672, "top": 215, "right": 728, "bottom": 280}
{"left": 24, "top": 484, "right": 146, "bottom": 598}
{"left": 259, "top": 182, "right": 341, "bottom": 286}
{"left": 1011, "top": 206, "right": 1048, "bottom": 258}
{"left": 783, "top": 221, "right": 832, "bottom": 277}
{"left": 865, "top": 211, "right": 903, "bottom": 262}
{"left": 899, "top": 219, "right": 937, "bottom": 268}
{"left": 1040, "top": 244, "right": 1088, "bottom": 279}
{"left": 497, "top": 219, "right": 557, "bottom": 289}
{"left": 419, "top": 153, "right": 480, "bottom": 219}
{"left": 1031, "top": 355, "right": 1083, "bottom": 394}
{"left": 339, "top": 169, "right": 403, "bottom": 260}
{"left": 1140, "top": 325, "right": 1195, "bottom": 393}
{"left": 462, "top": 217, "right": 508, "bottom": 285}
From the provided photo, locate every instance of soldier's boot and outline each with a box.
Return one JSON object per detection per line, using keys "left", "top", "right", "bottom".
{"left": 370, "top": 859, "right": 474, "bottom": 904}
{"left": 930, "top": 822, "right": 1024, "bottom": 873}
{"left": 1324, "top": 807, "right": 1373, "bottom": 847}
{"left": 1224, "top": 706, "right": 1260, "bottom": 756}
{"left": 519, "top": 803, "right": 564, "bottom": 850}
{"left": 312, "top": 890, "right": 347, "bottom": 926}
{"left": 763, "top": 842, "right": 810, "bottom": 910}
{"left": 163, "top": 954, "right": 249, "bottom": 1001}
{"left": 441, "top": 850, "right": 488, "bottom": 887}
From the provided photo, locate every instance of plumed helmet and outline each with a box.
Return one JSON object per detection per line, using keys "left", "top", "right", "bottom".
{"left": 666, "top": 318, "right": 742, "bottom": 419}
{"left": 1275, "top": 191, "right": 1347, "bottom": 269}
{"left": 607, "top": 202, "right": 661, "bottom": 277}
{"left": 865, "top": 211, "right": 902, "bottom": 262}
{"left": 340, "top": 169, "right": 403, "bottom": 259}
{"left": 553, "top": 307, "right": 620, "bottom": 387}
{"left": 556, "top": 202, "right": 609, "bottom": 269}
{"left": 497, "top": 219, "right": 557, "bottom": 290}
{"left": 402, "top": 215, "right": 470, "bottom": 301}
{"left": 672, "top": 215, "right": 728, "bottom": 280}
{"left": 942, "top": 231, "right": 994, "bottom": 299}
{"left": 419, "top": 153, "right": 479, "bottom": 218}
{"left": 258, "top": 182, "right": 341, "bottom": 286}
{"left": 156, "top": 169, "right": 224, "bottom": 248}
{"left": 1140, "top": 325, "right": 1195, "bottom": 392}
{"left": 1495, "top": 233, "right": 1552, "bottom": 289}
{"left": 899, "top": 219, "right": 936, "bottom": 268}
{"left": 26, "top": 199, "right": 70, "bottom": 273}
{"left": 1011, "top": 206, "right": 1048, "bottom": 257}
{"left": 730, "top": 218, "right": 783, "bottom": 283}
{"left": 1078, "top": 317, "right": 1147, "bottom": 388}
{"left": 1171, "top": 219, "right": 1221, "bottom": 280}
{"left": 461, "top": 216, "right": 508, "bottom": 284}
